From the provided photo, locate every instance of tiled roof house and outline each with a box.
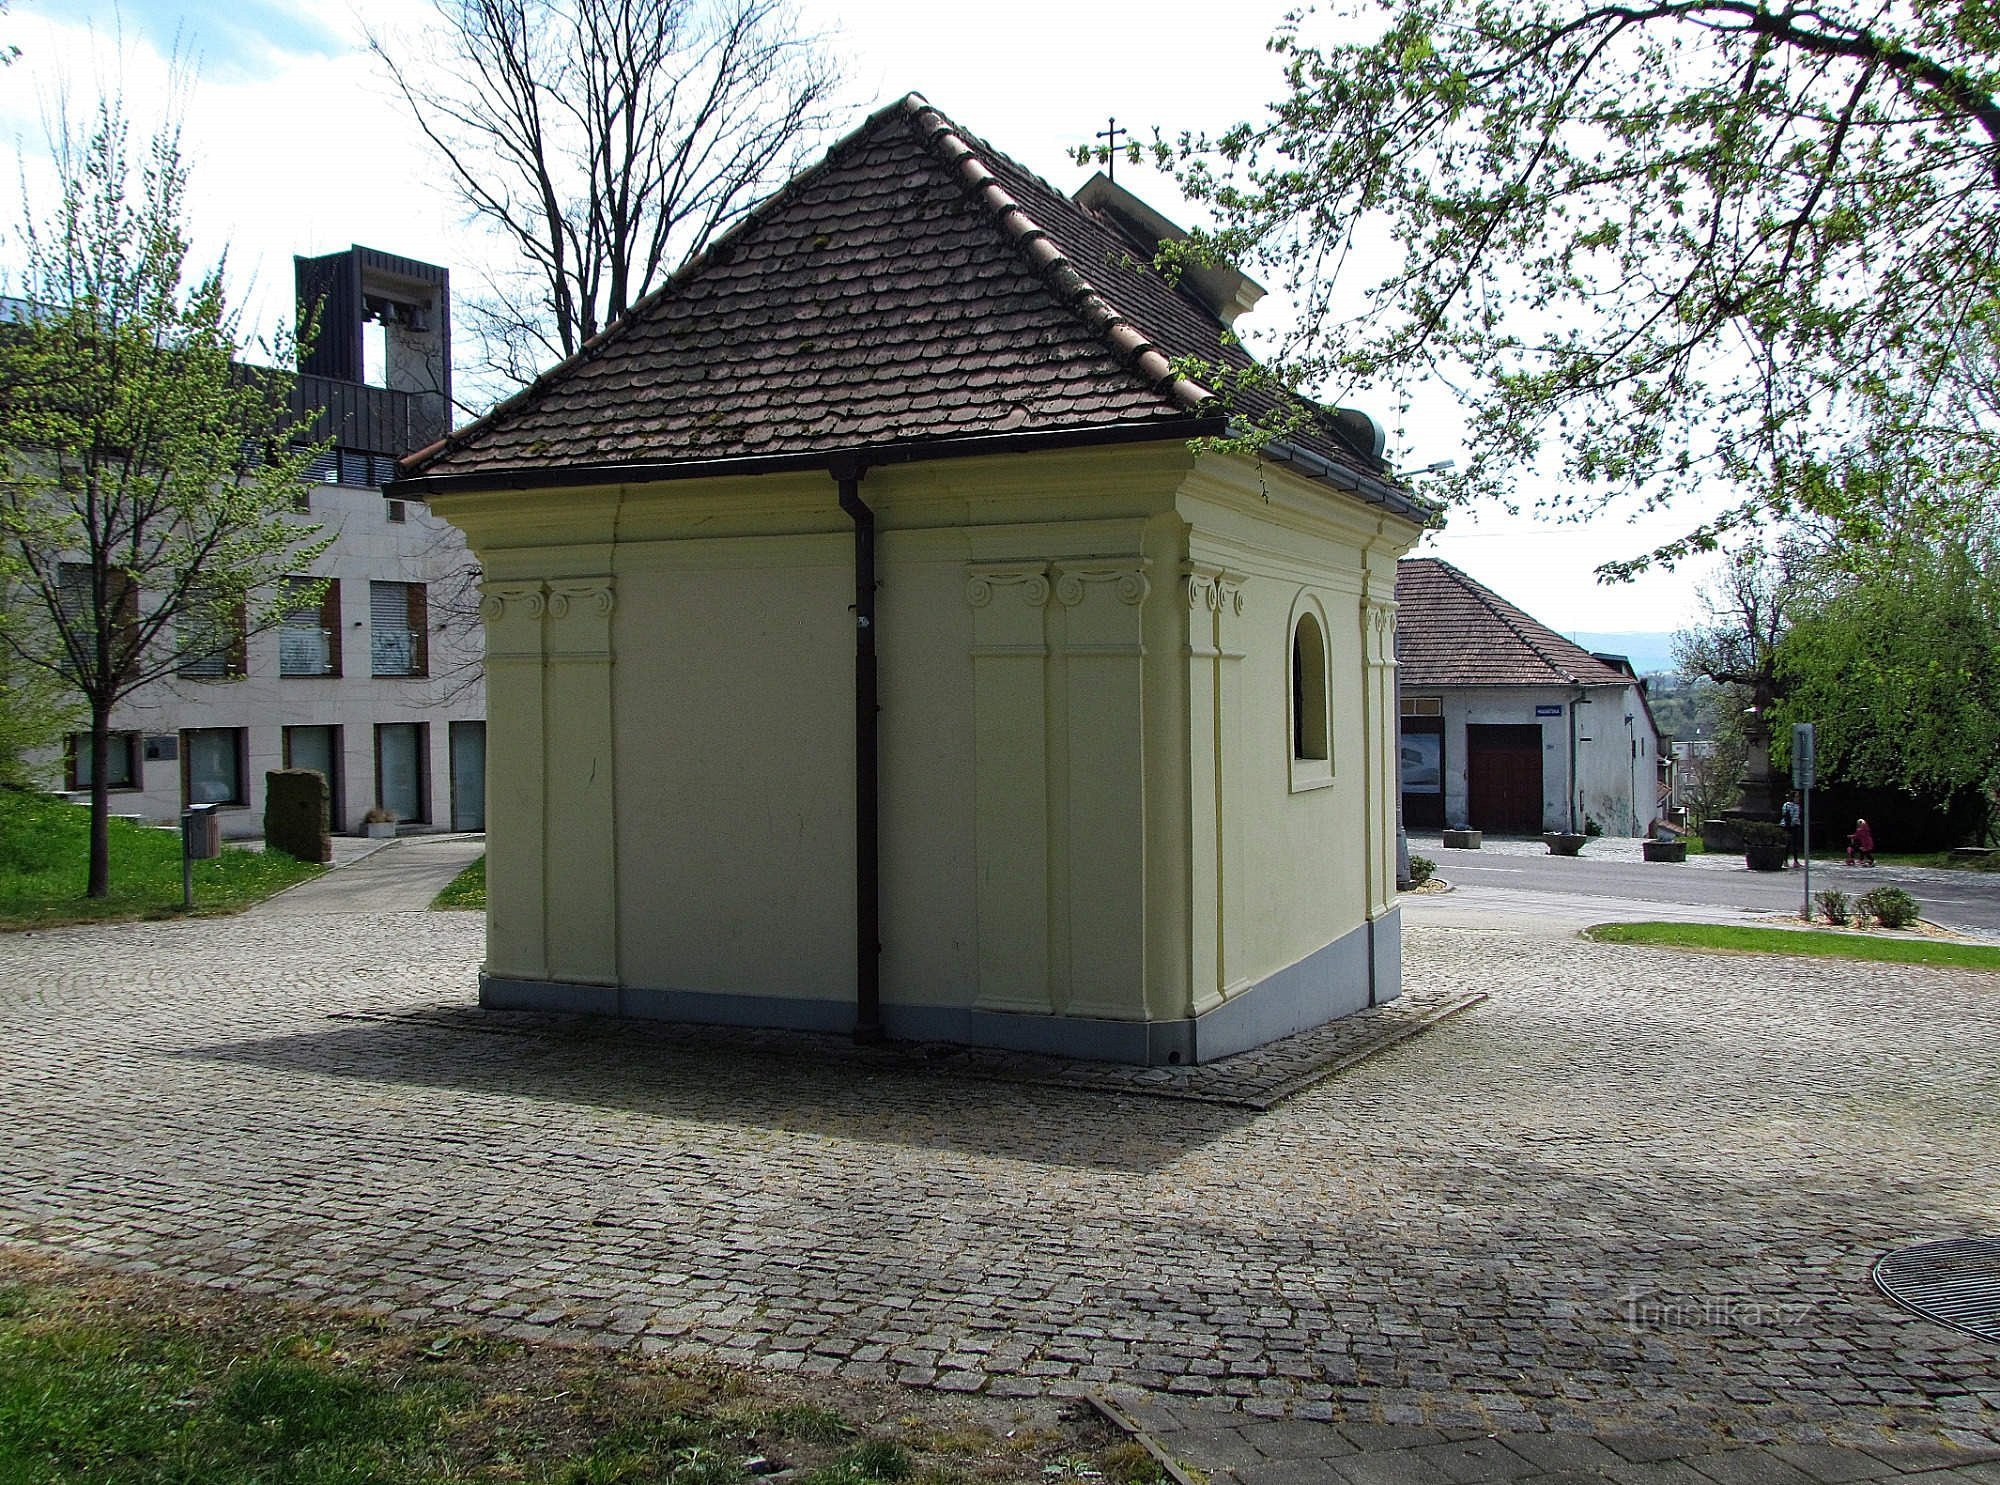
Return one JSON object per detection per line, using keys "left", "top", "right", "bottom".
{"left": 396, "top": 94, "right": 1428, "bottom": 1064}
{"left": 1396, "top": 558, "right": 1663, "bottom": 835}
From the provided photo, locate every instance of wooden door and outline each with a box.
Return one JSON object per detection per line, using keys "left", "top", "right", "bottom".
{"left": 1467, "top": 724, "right": 1545, "bottom": 832}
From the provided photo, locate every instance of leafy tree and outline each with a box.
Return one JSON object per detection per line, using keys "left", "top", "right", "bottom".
{"left": 369, "top": 0, "right": 840, "bottom": 393}
{"left": 0, "top": 98, "right": 328, "bottom": 896}
{"left": 1145, "top": 0, "right": 2000, "bottom": 566}
{"left": 1775, "top": 493, "right": 2000, "bottom": 799}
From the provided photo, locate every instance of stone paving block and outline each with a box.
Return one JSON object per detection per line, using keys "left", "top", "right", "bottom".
{"left": 1867, "top": 1447, "right": 2000, "bottom": 1475}
{"left": 1499, "top": 1435, "right": 1626, "bottom": 1474}
{"left": 1407, "top": 1437, "right": 1542, "bottom": 1482}
{"left": 1341, "top": 1426, "right": 1450, "bottom": 1453}
{"left": 1600, "top": 1434, "right": 1711, "bottom": 1464}
{"left": 1235, "top": 1458, "right": 1354, "bottom": 1485}
{"left": 1237, "top": 1421, "right": 1361, "bottom": 1460}
{"left": 1170, "top": 1428, "right": 1269, "bottom": 1471}
{"left": 1604, "top": 1460, "right": 1725, "bottom": 1485}
{"left": 1331, "top": 1450, "right": 1462, "bottom": 1485}
{"left": 1688, "top": 1449, "right": 1820, "bottom": 1485}
{"left": 1766, "top": 1444, "right": 1900, "bottom": 1481}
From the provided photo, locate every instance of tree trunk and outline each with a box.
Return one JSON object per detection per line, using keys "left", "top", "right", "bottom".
{"left": 87, "top": 704, "right": 111, "bottom": 899}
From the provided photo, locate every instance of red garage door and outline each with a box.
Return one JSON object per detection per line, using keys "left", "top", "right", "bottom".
{"left": 1467, "top": 724, "right": 1545, "bottom": 833}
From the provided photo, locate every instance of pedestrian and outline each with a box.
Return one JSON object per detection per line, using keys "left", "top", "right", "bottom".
{"left": 1846, "top": 817, "right": 1875, "bottom": 867}
{"left": 1781, "top": 791, "right": 1803, "bottom": 867}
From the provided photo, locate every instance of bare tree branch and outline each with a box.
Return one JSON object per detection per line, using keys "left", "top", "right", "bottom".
{"left": 369, "top": 0, "right": 840, "bottom": 395}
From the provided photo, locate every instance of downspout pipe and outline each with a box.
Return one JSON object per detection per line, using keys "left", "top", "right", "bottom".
{"left": 831, "top": 455, "right": 882, "bottom": 1043}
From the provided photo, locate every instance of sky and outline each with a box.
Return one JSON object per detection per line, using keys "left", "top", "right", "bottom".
{"left": 0, "top": 0, "right": 1725, "bottom": 635}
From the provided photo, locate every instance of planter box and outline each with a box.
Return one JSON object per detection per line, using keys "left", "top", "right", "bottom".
{"left": 1442, "top": 829, "right": 1483, "bottom": 850}
{"left": 364, "top": 820, "right": 398, "bottom": 840}
{"left": 1544, "top": 832, "right": 1587, "bottom": 856}
{"left": 1642, "top": 839, "right": 1687, "bottom": 863}
{"left": 1744, "top": 844, "right": 1788, "bottom": 872}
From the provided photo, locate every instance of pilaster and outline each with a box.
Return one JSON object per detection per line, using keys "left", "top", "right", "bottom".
{"left": 1053, "top": 558, "right": 1151, "bottom": 1019}
{"left": 1183, "top": 564, "right": 1248, "bottom": 1010}
{"left": 1361, "top": 598, "right": 1398, "bottom": 924}
{"left": 544, "top": 577, "right": 618, "bottom": 986}
{"left": 966, "top": 564, "right": 1054, "bottom": 1013}
{"left": 480, "top": 582, "right": 548, "bottom": 981}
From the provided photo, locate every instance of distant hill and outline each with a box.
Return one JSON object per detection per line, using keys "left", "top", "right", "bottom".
{"left": 1562, "top": 631, "right": 1680, "bottom": 675}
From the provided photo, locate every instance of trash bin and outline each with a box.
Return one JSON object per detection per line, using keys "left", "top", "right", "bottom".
{"left": 182, "top": 803, "right": 221, "bottom": 861}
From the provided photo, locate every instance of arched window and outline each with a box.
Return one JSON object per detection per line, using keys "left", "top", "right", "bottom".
{"left": 1292, "top": 611, "right": 1329, "bottom": 762}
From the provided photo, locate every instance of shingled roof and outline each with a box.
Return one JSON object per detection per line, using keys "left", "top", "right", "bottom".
{"left": 1396, "top": 558, "right": 1634, "bottom": 689}
{"left": 398, "top": 93, "right": 1417, "bottom": 519}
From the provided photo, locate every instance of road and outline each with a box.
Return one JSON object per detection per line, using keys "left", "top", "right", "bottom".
{"left": 1407, "top": 831, "right": 2000, "bottom": 937}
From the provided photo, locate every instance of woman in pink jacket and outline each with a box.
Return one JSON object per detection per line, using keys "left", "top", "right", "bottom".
{"left": 1846, "top": 818, "right": 1875, "bottom": 866}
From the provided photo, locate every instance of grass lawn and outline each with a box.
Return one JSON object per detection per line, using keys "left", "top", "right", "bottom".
{"left": 0, "top": 790, "right": 323, "bottom": 931}
{"left": 431, "top": 853, "right": 486, "bottom": 910}
{"left": 0, "top": 1248, "right": 1151, "bottom": 1485}
{"left": 1584, "top": 920, "right": 2000, "bottom": 971}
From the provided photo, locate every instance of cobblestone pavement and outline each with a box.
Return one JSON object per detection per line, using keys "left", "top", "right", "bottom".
{"left": 333, "top": 984, "right": 1485, "bottom": 1110}
{"left": 1125, "top": 1402, "right": 2000, "bottom": 1485}
{"left": 2, "top": 908, "right": 1997, "bottom": 1468}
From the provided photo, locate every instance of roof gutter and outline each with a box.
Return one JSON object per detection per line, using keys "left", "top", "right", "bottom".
{"left": 388, "top": 417, "right": 1228, "bottom": 500}
{"left": 1259, "top": 435, "right": 1435, "bottom": 528}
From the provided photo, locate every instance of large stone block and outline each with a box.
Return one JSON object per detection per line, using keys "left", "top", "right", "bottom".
{"left": 264, "top": 768, "right": 331, "bottom": 863}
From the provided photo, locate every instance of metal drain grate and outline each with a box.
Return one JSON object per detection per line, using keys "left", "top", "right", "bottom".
{"left": 1874, "top": 1238, "right": 2000, "bottom": 1342}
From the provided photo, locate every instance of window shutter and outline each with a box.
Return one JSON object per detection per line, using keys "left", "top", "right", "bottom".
{"left": 321, "top": 579, "right": 342, "bottom": 676}
{"left": 407, "top": 584, "right": 428, "bottom": 676}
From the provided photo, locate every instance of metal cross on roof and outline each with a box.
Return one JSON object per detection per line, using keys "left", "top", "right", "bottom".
{"left": 1096, "top": 117, "right": 1128, "bottom": 181}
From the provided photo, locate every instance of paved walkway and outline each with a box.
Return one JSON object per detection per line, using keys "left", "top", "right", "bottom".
{"left": 260, "top": 832, "right": 484, "bottom": 916}
{"left": 0, "top": 896, "right": 1995, "bottom": 1480}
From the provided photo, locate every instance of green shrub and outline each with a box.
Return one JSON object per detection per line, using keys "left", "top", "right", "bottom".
{"left": 1816, "top": 889, "right": 1850, "bottom": 926}
{"left": 1584, "top": 816, "right": 1603, "bottom": 837}
{"left": 1858, "top": 886, "right": 1920, "bottom": 930}
{"left": 1739, "top": 821, "right": 1789, "bottom": 849}
{"left": 1406, "top": 854, "right": 1436, "bottom": 887}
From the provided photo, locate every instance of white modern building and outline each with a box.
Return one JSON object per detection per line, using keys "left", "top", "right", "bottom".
{"left": 46, "top": 247, "right": 485, "bottom": 838}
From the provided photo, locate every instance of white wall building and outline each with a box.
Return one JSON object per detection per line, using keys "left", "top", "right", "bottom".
{"left": 44, "top": 247, "right": 485, "bottom": 838}
{"left": 1397, "top": 558, "right": 1664, "bottom": 837}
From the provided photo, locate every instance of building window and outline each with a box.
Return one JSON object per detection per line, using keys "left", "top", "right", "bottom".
{"left": 375, "top": 721, "right": 428, "bottom": 823}
{"left": 301, "top": 446, "right": 401, "bottom": 489}
{"left": 66, "top": 732, "right": 140, "bottom": 791}
{"left": 370, "top": 581, "right": 428, "bottom": 678}
{"left": 177, "top": 593, "right": 247, "bottom": 679}
{"left": 284, "top": 724, "right": 342, "bottom": 823}
{"left": 1292, "top": 612, "right": 1329, "bottom": 761}
{"left": 58, "top": 562, "right": 139, "bottom": 659}
{"left": 280, "top": 577, "right": 342, "bottom": 677}
{"left": 1400, "top": 695, "right": 1442, "bottom": 717}
{"left": 183, "top": 728, "right": 246, "bottom": 806}
{"left": 1288, "top": 602, "right": 1335, "bottom": 793}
